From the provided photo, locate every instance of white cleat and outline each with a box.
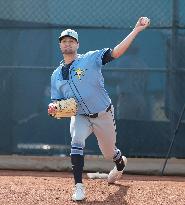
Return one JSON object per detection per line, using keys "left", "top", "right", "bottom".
{"left": 72, "top": 183, "right": 85, "bottom": 201}
{"left": 108, "top": 156, "right": 127, "bottom": 184}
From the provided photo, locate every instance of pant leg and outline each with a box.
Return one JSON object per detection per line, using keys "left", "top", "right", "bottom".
{"left": 92, "top": 105, "right": 118, "bottom": 159}
{"left": 70, "top": 114, "right": 93, "bottom": 148}
{"left": 70, "top": 115, "right": 93, "bottom": 184}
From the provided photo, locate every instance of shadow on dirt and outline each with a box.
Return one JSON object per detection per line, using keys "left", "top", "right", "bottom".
{"left": 79, "top": 183, "right": 130, "bottom": 205}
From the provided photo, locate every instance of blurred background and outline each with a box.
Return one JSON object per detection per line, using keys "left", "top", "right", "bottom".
{"left": 0, "top": 0, "right": 185, "bottom": 158}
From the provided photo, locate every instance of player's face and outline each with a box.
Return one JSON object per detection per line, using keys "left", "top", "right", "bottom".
{"left": 59, "top": 36, "right": 79, "bottom": 55}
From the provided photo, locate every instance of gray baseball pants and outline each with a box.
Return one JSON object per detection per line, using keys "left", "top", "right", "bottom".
{"left": 70, "top": 105, "right": 118, "bottom": 159}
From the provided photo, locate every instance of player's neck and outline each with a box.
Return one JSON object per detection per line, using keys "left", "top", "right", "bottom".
{"left": 63, "top": 53, "right": 78, "bottom": 65}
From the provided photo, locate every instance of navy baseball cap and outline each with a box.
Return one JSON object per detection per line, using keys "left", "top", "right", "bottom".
{"left": 59, "top": 29, "right": 78, "bottom": 42}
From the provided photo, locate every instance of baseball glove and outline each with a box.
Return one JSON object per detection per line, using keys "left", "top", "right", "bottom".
{"left": 49, "top": 98, "right": 77, "bottom": 119}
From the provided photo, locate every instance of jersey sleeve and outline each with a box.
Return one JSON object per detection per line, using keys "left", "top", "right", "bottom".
{"left": 50, "top": 71, "right": 63, "bottom": 101}
{"left": 102, "top": 48, "right": 115, "bottom": 65}
{"left": 95, "top": 48, "right": 114, "bottom": 67}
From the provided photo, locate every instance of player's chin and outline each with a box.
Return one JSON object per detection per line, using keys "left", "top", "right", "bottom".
{"left": 62, "top": 49, "right": 75, "bottom": 55}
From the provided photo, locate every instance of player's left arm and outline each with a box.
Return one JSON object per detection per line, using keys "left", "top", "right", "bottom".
{"left": 111, "top": 17, "right": 150, "bottom": 59}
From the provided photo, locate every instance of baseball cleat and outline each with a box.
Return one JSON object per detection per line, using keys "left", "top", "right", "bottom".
{"left": 108, "top": 156, "right": 127, "bottom": 184}
{"left": 72, "top": 183, "right": 85, "bottom": 201}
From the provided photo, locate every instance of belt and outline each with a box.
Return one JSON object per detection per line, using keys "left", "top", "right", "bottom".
{"left": 84, "top": 104, "right": 111, "bottom": 118}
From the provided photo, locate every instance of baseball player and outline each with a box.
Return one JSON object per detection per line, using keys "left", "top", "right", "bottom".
{"left": 48, "top": 17, "right": 150, "bottom": 201}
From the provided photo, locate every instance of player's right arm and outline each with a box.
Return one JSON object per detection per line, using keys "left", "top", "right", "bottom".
{"left": 111, "top": 17, "right": 150, "bottom": 59}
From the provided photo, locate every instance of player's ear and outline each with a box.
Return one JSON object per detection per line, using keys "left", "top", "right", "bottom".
{"left": 59, "top": 42, "right": 62, "bottom": 48}
{"left": 77, "top": 42, "right": 79, "bottom": 49}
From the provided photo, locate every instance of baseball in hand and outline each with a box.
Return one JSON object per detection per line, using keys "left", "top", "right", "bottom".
{"left": 140, "top": 17, "right": 150, "bottom": 26}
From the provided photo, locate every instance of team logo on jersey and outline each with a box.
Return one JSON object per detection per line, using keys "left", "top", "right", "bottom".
{"left": 74, "top": 68, "right": 86, "bottom": 80}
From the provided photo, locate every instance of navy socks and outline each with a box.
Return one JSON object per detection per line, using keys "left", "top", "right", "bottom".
{"left": 71, "top": 154, "right": 84, "bottom": 184}
{"left": 114, "top": 156, "right": 125, "bottom": 171}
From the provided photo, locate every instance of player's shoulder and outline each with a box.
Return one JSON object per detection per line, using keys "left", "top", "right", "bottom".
{"left": 84, "top": 50, "right": 100, "bottom": 56}
{"left": 80, "top": 49, "right": 107, "bottom": 59}
{"left": 51, "top": 65, "right": 61, "bottom": 78}
{"left": 86, "top": 48, "right": 110, "bottom": 56}
{"left": 75, "top": 52, "right": 95, "bottom": 61}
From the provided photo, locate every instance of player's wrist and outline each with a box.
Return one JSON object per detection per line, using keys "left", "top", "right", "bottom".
{"left": 132, "top": 27, "right": 141, "bottom": 33}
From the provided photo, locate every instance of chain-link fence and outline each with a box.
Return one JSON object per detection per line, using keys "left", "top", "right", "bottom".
{"left": 0, "top": 0, "right": 173, "bottom": 28}
{"left": 0, "top": 67, "right": 184, "bottom": 157}
{"left": 0, "top": 0, "right": 185, "bottom": 68}
{"left": 0, "top": 0, "right": 185, "bottom": 157}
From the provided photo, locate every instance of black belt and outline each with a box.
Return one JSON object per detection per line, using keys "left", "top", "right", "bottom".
{"left": 84, "top": 104, "right": 111, "bottom": 118}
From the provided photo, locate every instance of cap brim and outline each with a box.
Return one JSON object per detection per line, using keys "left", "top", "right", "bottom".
{"left": 59, "top": 35, "right": 78, "bottom": 42}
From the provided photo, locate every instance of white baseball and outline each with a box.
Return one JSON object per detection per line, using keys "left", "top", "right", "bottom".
{"left": 140, "top": 17, "right": 150, "bottom": 26}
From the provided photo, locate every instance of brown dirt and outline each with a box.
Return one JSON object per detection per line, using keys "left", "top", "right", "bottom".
{"left": 0, "top": 170, "right": 184, "bottom": 205}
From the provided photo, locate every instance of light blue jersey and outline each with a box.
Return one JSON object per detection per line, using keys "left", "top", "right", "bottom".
{"left": 51, "top": 48, "right": 112, "bottom": 115}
